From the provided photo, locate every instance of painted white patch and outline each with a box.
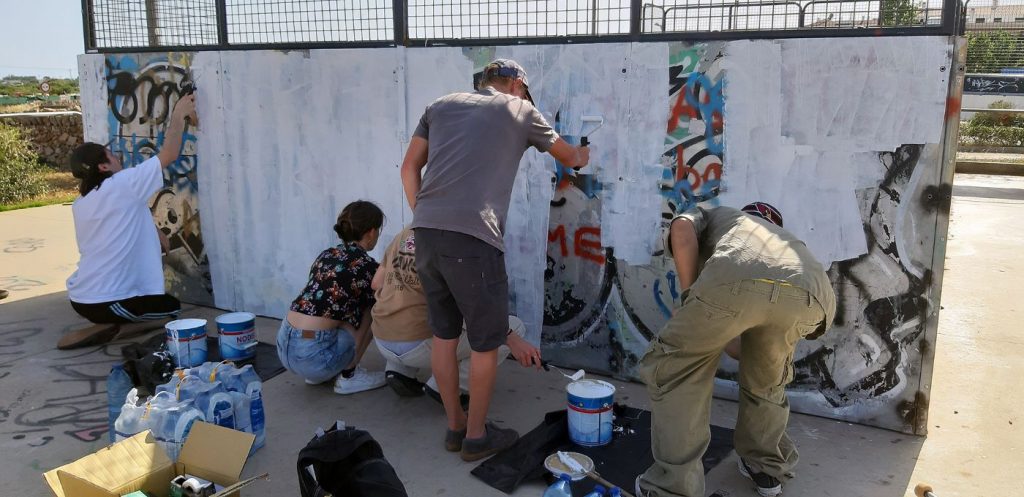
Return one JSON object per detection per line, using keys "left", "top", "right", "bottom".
{"left": 720, "top": 37, "right": 950, "bottom": 266}
{"left": 77, "top": 55, "right": 109, "bottom": 143}
{"left": 194, "top": 49, "right": 406, "bottom": 316}
{"left": 494, "top": 43, "right": 667, "bottom": 343}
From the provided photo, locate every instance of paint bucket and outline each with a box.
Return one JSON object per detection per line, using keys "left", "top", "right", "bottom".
{"left": 215, "top": 312, "right": 257, "bottom": 363}
{"left": 566, "top": 379, "right": 615, "bottom": 447}
{"left": 165, "top": 318, "right": 208, "bottom": 368}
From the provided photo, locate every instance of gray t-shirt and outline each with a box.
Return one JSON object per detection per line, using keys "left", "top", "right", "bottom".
{"left": 410, "top": 87, "right": 559, "bottom": 251}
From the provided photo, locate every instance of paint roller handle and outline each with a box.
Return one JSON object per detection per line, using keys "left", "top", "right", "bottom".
{"left": 581, "top": 136, "right": 589, "bottom": 147}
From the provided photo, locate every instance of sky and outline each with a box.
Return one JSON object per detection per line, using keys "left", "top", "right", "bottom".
{"left": 0, "top": 0, "right": 1018, "bottom": 81}
{"left": 0, "top": 0, "right": 84, "bottom": 79}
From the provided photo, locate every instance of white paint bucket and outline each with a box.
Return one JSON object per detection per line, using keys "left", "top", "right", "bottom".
{"left": 566, "top": 379, "right": 615, "bottom": 446}
{"left": 165, "top": 318, "right": 208, "bottom": 368}
{"left": 215, "top": 312, "right": 257, "bottom": 362}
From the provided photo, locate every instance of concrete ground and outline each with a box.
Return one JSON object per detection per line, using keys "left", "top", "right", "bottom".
{"left": 1, "top": 175, "right": 1021, "bottom": 497}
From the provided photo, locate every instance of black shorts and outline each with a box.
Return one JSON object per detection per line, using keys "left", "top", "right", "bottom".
{"left": 70, "top": 294, "right": 181, "bottom": 324}
{"left": 414, "top": 228, "right": 509, "bottom": 352}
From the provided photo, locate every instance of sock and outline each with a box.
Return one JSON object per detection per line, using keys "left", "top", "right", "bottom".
{"left": 341, "top": 367, "right": 355, "bottom": 379}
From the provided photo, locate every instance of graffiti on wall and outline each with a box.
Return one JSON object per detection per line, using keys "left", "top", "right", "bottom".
{"left": 964, "top": 74, "right": 1024, "bottom": 94}
{"left": 791, "top": 144, "right": 939, "bottom": 411}
{"left": 105, "top": 54, "right": 212, "bottom": 304}
{"left": 542, "top": 42, "right": 726, "bottom": 375}
{"left": 538, "top": 43, "right": 946, "bottom": 431}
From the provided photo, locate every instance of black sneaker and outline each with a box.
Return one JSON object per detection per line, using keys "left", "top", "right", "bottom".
{"left": 385, "top": 371, "right": 425, "bottom": 397}
{"left": 738, "top": 459, "right": 783, "bottom": 497}
{"left": 460, "top": 422, "right": 519, "bottom": 462}
{"left": 424, "top": 384, "right": 470, "bottom": 411}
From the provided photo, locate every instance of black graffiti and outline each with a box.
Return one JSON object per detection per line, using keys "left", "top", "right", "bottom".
{"left": 1, "top": 320, "right": 121, "bottom": 444}
{"left": 921, "top": 183, "right": 953, "bottom": 214}
{"left": 794, "top": 144, "right": 932, "bottom": 415}
{"left": 106, "top": 60, "right": 192, "bottom": 125}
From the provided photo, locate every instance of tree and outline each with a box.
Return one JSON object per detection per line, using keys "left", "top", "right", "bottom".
{"left": 880, "top": 0, "right": 919, "bottom": 26}
{"left": 966, "top": 31, "right": 1024, "bottom": 73}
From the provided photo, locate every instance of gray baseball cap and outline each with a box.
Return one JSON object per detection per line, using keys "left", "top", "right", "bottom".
{"left": 483, "top": 58, "right": 534, "bottom": 104}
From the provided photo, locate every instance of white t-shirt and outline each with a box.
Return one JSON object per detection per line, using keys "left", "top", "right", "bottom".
{"left": 66, "top": 156, "right": 166, "bottom": 304}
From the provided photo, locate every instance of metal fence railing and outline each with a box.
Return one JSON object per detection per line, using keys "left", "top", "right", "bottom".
{"left": 81, "top": 0, "right": 963, "bottom": 52}
{"left": 963, "top": 2, "right": 1024, "bottom": 73}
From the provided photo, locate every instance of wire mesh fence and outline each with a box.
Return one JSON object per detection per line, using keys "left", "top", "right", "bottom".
{"left": 964, "top": 2, "right": 1024, "bottom": 74}
{"left": 226, "top": 0, "right": 393, "bottom": 44}
{"left": 84, "top": 0, "right": 960, "bottom": 51}
{"left": 406, "top": 0, "right": 631, "bottom": 39}
{"left": 89, "top": 0, "right": 220, "bottom": 48}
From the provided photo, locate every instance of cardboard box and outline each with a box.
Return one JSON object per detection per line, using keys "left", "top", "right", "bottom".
{"left": 44, "top": 422, "right": 255, "bottom": 497}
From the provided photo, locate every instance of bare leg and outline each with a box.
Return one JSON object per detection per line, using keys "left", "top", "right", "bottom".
{"left": 466, "top": 348, "right": 498, "bottom": 439}
{"left": 431, "top": 336, "right": 467, "bottom": 432}
{"left": 343, "top": 308, "right": 375, "bottom": 369}
{"left": 724, "top": 336, "right": 742, "bottom": 360}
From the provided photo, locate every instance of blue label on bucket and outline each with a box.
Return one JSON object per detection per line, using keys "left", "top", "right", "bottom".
{"left": 166, "top": 319, "right": 209, "bottom": 368}
{"left": 566, "top": 379, "right": 615, "bottom": 447}
{"left": 217, "top": 313, "right": 257, "bottom": 361}
{"left": 568, "top": 406, "right": 614, "bottom": 447}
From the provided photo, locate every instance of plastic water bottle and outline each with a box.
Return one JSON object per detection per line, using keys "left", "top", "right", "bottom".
{"left": 238, "top": 365, "right": 266, "bottom": 451}
{"left": 113, "top": 389, "right": 147, "bottom": 441}
{"left": 151, "top": 399, "right": 203, "bottom": 461}
{"left": 583, "top": 484, "right": 606, "bottom": 497}
{"left": 543, "top": 474, "right": 573, "bottom": 497}
{"left": 107, "top": 363, "right": 133, "bottom": 443}
{"left": 608, "top": 488, "right": 622, "bottom": 497}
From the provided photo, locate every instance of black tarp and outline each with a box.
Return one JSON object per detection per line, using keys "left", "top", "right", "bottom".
{"left": 472, "top": 404, "right": 735, "bottom": 495}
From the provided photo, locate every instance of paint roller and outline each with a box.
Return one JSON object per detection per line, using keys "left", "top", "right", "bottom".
{"left": 556, "top": 452, "right": 635, "bottom": 497}
{"left": 579, "top": 115, "right": 604, "bottom": 147}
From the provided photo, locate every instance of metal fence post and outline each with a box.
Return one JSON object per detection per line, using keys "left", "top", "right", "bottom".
{"left": 145, "top": 0, "right": 159, "bottom": 46}
{"left": 630, "top": 0, "right": 643, "bottom": 35}
{"left": 216, "top": 0, "right": 229, "bottom": 47}
{"left": 80, "top": 0, "right": 96, "bottom": 51}
{"left": 394, "top": 0, "right": 407, "bottom": 46}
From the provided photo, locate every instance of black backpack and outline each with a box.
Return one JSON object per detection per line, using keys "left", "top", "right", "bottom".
{"left": 297, "top": 422, "right": 408, "bottom": 497}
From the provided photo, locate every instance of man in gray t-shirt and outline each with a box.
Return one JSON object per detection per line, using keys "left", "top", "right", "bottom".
{"left": 401, "top": 59, "right": 590, "bottom": 462}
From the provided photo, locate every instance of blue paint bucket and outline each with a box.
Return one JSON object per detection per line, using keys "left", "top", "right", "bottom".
{"left": 567, "top": 379, "right": 615, "bottom": 447}
{"left": 215, "top": 312, "right": 257, "bottom": 362}
{"left": 165, "top": 318, "right": 208, "bottom": 368}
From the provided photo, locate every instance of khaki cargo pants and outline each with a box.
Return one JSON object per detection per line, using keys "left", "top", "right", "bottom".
{"left": 637, "top": 279, "right": 826, "bottom": 497}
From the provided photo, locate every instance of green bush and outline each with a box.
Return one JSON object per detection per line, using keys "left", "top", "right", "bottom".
{"left": 969, "top": 100, "right": 1024, "bottom": 128}
{"left": 959, "top": 121, "right": 1024, "bottom": 147}
{"left": 0, "top": 121, "right": 50, "bottom": 204}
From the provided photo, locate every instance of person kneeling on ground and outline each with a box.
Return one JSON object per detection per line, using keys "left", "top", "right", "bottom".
{"left": 59, "top": 93, "right": 197, "bottom": 350}
{"left": 370, "top": 226, "right": 540, "bottom": 407}
{"left": 276, "top": 200, "right": 388, "bottom": 395}
{"left": 634, "top": 202, "right": 836, "bottom": 497}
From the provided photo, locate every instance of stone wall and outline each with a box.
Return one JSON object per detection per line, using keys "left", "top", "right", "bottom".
{"left": 0, "top": 112, "right": 82, "bottom": 167}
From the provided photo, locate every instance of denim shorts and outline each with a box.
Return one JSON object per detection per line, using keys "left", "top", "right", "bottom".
{"left": 275, "top": 320, "right": 355, "bottom": 384}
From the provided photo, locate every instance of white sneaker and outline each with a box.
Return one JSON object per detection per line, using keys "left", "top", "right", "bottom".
{"left": 333, "top": 368, "right": 386, "bottom": 395}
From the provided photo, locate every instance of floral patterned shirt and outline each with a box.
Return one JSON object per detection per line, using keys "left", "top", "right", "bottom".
{"left": 290, "top": 243, "right": 378, "bottom": 328}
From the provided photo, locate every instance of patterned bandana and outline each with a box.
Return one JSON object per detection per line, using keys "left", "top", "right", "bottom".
{"left": 741, "top": 202, "right": 783, "bottom": 228}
